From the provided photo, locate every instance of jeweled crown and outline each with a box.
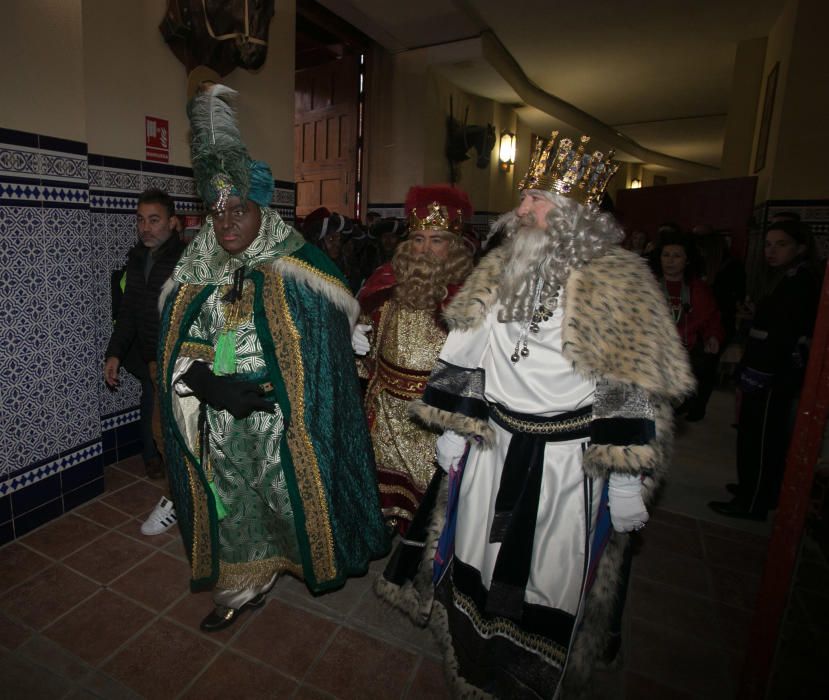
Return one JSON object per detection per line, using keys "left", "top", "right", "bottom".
{"left": 518, "top": 132, "right": 620, "bottom": 206}
{"left": 408, "top": 202, "right": 464, "bottom": 234}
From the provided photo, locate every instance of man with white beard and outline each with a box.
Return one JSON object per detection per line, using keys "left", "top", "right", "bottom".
{"left": 377, "top": 134, "right": 693, "bottom": 698}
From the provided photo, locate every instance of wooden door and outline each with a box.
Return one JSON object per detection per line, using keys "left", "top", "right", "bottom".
{"left": 295, "top": 55, "right": 359, "bottom": 218}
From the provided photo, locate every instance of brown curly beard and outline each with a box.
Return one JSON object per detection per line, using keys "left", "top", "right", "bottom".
{"left": 392, "top": 237, "right": 472, "bottom": 310}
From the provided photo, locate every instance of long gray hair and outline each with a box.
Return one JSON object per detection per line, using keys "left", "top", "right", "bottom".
{"left": 497, "top": 191, "right": 623, "bottom": 322}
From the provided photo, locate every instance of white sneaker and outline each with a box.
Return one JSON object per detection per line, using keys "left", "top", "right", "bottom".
{"left": 141, "top": 497, "right": 177, "bottom": 535}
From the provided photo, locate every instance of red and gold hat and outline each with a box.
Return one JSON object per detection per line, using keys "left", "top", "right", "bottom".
{"left": 405, "top": 185, "right": 472, "bottom": 235}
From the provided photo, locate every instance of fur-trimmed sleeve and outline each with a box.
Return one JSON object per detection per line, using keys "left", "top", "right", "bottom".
{"left": 582, "top": 379, "right": 657, "bottom": 479}
{"left": 409, "top": 323, "right": 495, "bottom": 445}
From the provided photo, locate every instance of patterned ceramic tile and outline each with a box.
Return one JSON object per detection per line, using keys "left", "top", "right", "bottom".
{"left": 0, "top": 127, "right": 296, "bottom": 537}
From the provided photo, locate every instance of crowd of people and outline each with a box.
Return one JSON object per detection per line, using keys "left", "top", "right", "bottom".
{"left": 101, "top": 83, "right": 820, "bottom": 697}
{"left": 624, "top": 214, "right": 820, "bottom": 522}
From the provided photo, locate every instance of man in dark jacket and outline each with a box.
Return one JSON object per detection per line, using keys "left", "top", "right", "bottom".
{"left": 103, "top": 188, "right": 185, "bottom": 534}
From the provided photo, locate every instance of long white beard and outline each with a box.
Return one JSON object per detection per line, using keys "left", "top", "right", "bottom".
{"left": 497, "top": 225, "right": 561, "bottom": 322}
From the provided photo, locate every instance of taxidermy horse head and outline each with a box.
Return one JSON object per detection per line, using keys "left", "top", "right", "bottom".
{"left": 446, "top": 117, "right": 496, "bottom": 169}
{"left": 160, "top": 0, "right": 275, "bottom": 76}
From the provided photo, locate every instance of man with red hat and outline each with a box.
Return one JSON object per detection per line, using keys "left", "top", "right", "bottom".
{"left": 353, "top": 185, "right": 474, "bottom": 534}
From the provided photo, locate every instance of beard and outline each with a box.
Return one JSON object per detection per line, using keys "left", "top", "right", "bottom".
{"left": 496, "top": 212, "right": 563, "bottom": 322}
{"left": 494, "top": 198, "right": 623, "bottom": 322}
{"left": 392, "top": 241, "right": 452, "bottom": 310}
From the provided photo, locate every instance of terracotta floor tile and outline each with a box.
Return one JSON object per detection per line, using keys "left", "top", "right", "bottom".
{"left": 309, "top": 571, "right": 375, "bottom": 618}
{"left": 270, "top": 574, "right": 340, "bottom": 621}
{"left": 74, "top": 499, "right": 132, "bottom": 528}
{"left": 103, "top": 618, "right": 218, "bottom": 698}
{"left": 117, "top": 516, "right": 180, "bottom": 546}
{"left": 295, "top": 684, "right": 339, "bottom": 699}
{"left": 100, "top": 480, "right": 164, "bottom": 517}
{"left": 65, "top": 689, "right": 101, "bottom": 700}
{"left": 631, "top": 550, "right": 712, "bottom": 596}
{"left": 626, "top": 618, "right": 735, "bottom": 699}
{"left": 0, "top": 611, "right": 33, "bottom": 650}
{"left": 20, "top": 514, "right": 107, "bottom": 560}
{"left": 305, "top": 626, "right": 418, "bottom": 700}
{"left": 78, "top": 669, "right": 144, "bottom": 699}
{"left": 628, "top": 577, "right": 721, "bottom": 643}
{"left": 707, "top": 565, "right": 761, "bottom": 611}
{"left": 232, "top": 599, "right": 338, "bottom": 678}
{"left": 18, "top": 634, "right": 92, "bottom": 681}
{"left": 181, "top": 649, "right": 297, "bottom": 699}
{"left": 716, "top": 602, "right": 754, "bottom": 652}
{"left": 104, "top": 466, "right": 138, "bottom": 493}
{"left": 110, "top": 551, "right": 191, "bottom": 611}
{"left": 636, "top": 520, "right": 704, "bottom": 559}
{"left": 0, "top": 565, "right": 97, "bottom": 630}
{"left": 0, "top": 650, "right": 75, "bottom": 699}
{"left": 698, "top": 520, "right": 770, "bottom": 549}
{"left": 624, "top": 670, "right": 694, "bottom": 700}
{"left": 703, "top": 533, "right": 768, "bottom": 575}
{"left": 162, "top": 534, "right": 190, "bottom": 561}
{"left": 404, "top": 656, "right": 451, "bottom": 699}
{"left": 0, "top": 542, "right": 52, "bottom": 594}
{"left": 165, "top": 591, "right": 242, "bottom": 643}
{"left": 648, "top": 508, "right": 698, "bottom": 530}
{"left": 44, "top": 590, "right": 154, "bottom": 665}
{"left": 271, "top": 571, "right": 371, "bottom": 621}
{"left": 63, "top": 531, "right": 155, "bottom": 585}
{"left": 116, "top": 455, "right": 148, "bottom": 477}
{"left": 349, "top": 590, "right": 440, "bottom": 655}
{"left": 294, "top": 683, "right": 337, "bottom": 700}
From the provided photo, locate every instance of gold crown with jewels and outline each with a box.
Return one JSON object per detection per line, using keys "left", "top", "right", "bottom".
{"left": 408, "top": 202, "right": 464, "bottom": 234}
{"left": 518, "top": 132, "right": 620, "bottom": 206}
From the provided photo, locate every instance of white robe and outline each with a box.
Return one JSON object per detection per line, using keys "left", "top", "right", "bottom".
{"left": 443, "top": 301, "right": 601, "bottom": 615}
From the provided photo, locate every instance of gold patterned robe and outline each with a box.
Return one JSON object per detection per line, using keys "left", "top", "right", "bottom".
{"left": 363, "top": 299, "right": 447, "bottom": 533}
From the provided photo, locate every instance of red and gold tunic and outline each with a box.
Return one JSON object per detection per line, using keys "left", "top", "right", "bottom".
{"left": 358, "top": 264, "right": 458, "bottom": 533}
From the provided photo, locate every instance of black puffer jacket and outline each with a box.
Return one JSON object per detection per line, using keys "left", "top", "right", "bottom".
{"left": 105, "top": 235, "right": 186, "bottom": 363}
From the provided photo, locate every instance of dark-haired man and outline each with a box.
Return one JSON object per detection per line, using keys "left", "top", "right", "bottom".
{"left": 104, "top": 188, "right": 185, "bottom": 535}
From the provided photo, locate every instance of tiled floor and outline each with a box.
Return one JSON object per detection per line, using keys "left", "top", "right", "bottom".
{"left": 1, "top": 388, "right": 823, "bottom": 699}
{"left": 0, "top": 455, "right": 447, "bottom": 700}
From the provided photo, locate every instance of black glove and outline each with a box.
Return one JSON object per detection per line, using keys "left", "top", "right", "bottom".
{"left": 181, "top": 361, "right": 275, "bottom": 419}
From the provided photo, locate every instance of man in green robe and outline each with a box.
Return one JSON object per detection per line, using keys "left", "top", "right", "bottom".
{"left": 158, "top": 84, "right": 387, "bottom": 632}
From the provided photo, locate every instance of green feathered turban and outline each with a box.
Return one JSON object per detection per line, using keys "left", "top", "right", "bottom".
{"left": 188, "top": 84, "right": 274, "bottom": 209}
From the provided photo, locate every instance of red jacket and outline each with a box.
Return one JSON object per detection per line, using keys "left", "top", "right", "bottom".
{"left": 663, "top": 277, "right": 724, "bottom": 350}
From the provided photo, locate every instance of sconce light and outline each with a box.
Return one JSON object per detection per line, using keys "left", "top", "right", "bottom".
{"left": 630, "top": 178, "right": 642, "bottom": 189}
{"left": 499, "top": 131, "right": 516, "bottom": 172}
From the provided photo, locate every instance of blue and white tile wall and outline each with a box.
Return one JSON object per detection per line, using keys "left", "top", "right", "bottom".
{"left": 0, "top": 127, "right": 296, "bottom": 544}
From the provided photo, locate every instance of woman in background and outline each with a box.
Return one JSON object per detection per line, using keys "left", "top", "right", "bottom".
{"left": 656, "top": 231, "right": 724, "bottom": 421}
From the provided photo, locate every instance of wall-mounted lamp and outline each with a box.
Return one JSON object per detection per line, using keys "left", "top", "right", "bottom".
{"left": 499, "top": 131, "right": 516, "bottom": 172}
{"left": 630, "top": 178, "right": 642, "bottom": 189}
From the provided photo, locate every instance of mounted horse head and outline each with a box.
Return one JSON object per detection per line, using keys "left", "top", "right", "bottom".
{"left": 446, "top": 118, "right": 496, "bottom": 169}
{"left": 445, "top": 98, "right": 496, "bottom": 183}
{"left": 160, "top": 0, "right": 275, "bottom": 77}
